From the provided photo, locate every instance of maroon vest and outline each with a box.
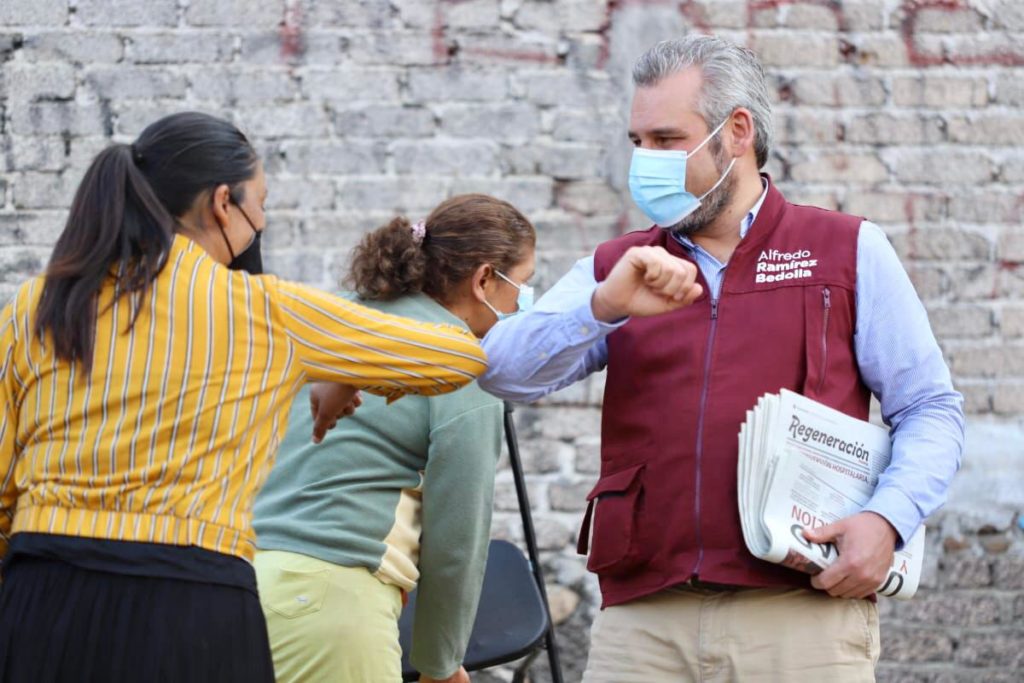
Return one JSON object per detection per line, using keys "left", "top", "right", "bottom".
{"left": 583, "top": 180, "right": 871, "bottom": 608}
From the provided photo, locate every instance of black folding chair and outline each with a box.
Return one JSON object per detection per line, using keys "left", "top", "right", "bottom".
{"left": 399, "top": 402, "right": 565, "bottom": 682}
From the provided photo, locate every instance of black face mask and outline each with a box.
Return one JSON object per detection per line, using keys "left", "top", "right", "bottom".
{"left": 229, "top": 229, "right": 263, "bottom": 275}
{"left": 219, "top": 202, "right": 264, "bottom": 275}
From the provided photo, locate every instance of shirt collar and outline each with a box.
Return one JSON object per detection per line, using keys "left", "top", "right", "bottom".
{"left": 672, "top": 177, "right": 769, "bottom": 251}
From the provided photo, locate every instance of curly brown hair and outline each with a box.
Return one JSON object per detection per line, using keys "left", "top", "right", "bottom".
{"left": 347, "top": 194, "right": 536, "bottom": 303}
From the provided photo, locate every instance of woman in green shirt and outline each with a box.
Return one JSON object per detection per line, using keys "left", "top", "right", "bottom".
{"left": 253, "top": 194, "right": 536, "bottom": 683}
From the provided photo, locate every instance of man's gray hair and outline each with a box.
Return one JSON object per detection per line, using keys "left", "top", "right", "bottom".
{"left": 633, "top": 36, "right": 773, "bottom": 169}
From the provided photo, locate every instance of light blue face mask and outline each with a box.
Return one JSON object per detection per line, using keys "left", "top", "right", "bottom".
{"left": 485, "top": 270, "right": 534, "bottom": 322}
{"left": 628, "top": 117, "right": 737, "bottom": 228}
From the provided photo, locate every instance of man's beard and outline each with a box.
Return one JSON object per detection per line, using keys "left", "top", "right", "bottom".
{"left": 668, "top": 147, "right": 735, "bottom": 237}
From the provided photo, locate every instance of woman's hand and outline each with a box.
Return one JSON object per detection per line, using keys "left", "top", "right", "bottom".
{"left": 308, "top": 382, "right": 362, "bottom": 443}
{"left": 420, "top": 667, "right": 470, "bottom": 683}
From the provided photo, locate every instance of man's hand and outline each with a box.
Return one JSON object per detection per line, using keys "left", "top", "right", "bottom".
{"left": 592, "top": 246, "right": 703, "bottom": 322}
{"left": 420, "top": 667, "right": 470, "bottom": 683}
{"left": 309, "top": 382, "right": 362, "bottom": 443}
{"left": 805, "top": 511, "right": 899, "bottom": 599}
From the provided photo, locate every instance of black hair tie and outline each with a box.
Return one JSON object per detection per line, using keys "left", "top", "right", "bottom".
{"left": 130, "top": 143, "right": 144, "bottom": 165}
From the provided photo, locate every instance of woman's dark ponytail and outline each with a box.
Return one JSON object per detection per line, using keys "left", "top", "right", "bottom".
{"left": 34, "top": 143, "right": 174, "bottom": 372}
{"left": 34, "top": 111, "right": 258, "bottom": 371}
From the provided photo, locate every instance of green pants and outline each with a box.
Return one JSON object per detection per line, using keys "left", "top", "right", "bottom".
{"left": 255, "top": 550, "right": 404, "bottom": 683}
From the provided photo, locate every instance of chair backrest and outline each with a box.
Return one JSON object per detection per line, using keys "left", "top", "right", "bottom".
{"left": 398, "top": 539, "right": 550, "bottom": 681}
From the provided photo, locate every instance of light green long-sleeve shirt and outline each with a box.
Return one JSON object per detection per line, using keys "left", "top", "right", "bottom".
{"left": 254, "top": 293, "right": 502, "bottom": 679}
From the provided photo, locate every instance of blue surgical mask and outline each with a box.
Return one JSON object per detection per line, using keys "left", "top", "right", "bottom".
{"left": 628, "top": 117, "right": 736, "bottom": 228}
{"left": 485, "top": 270, "right": 534, "bottom": 322}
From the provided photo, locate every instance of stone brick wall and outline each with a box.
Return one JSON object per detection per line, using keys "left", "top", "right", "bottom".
{"left": 1, "top": 1, "right": 1021, "bottom": 681}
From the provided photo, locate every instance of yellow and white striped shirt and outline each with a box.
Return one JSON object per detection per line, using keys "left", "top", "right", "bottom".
{"left": 0, "top": 234, "right": 487, "bottom": 561}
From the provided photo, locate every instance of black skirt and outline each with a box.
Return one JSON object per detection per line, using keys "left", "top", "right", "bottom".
{"left": 0, "top": 540, "right": 275, "bottom": 683}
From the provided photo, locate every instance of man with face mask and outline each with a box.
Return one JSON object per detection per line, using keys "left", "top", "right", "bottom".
{"left": 479, "top": 36, "right": 964, "bottom": 681}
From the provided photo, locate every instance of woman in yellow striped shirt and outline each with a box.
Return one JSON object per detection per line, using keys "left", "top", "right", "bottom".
{"left": 0, "top": 112, "right": 487, "bottom": 683}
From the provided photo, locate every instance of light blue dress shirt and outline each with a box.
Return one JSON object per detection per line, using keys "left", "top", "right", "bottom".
{"left": 479, "top": 186, "right": 965, "bottom": 545}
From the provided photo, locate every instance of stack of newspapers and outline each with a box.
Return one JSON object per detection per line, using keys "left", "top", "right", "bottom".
{"left": 738, "top": 389, "right": 925, "bottom": 599}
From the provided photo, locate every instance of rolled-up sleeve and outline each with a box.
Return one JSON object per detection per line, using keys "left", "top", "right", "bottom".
{"left": 479, "top": 256, "right": 621, "bottom": 402}
{"left": 854, "top": 222, "right": 965, "bottom": 545}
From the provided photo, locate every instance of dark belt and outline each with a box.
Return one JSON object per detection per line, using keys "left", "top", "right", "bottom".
{"left": 670, "top": 578, "right": 750, "bottom": 594}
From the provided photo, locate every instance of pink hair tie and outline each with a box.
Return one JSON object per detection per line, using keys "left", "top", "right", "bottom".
{"left": 410, "top": 221, "right": 427, "bottom": 245}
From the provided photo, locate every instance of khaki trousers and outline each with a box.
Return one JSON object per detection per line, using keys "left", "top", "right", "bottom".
{"left": 583, "top": 585, "right": 879, "bottom": 683}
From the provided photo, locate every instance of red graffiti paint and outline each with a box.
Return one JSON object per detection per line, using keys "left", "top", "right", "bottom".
{"left": 901, "top": 0, "right": 1024, "bottom": 67}
{"left": 432, "top": 3, "right": 449, "bottom": 62}
{"left": 466, "top": 47, "right": 560, "bottom": 64}
{"left": 594, "top": 0, "right": 713, "bottom": 69}
{"left": 746, "top": 0, "right": 846, "bottom": 31}
{"left": 431, "top": 0, "right": 561, "bottom": 64}
{"left": 678, "top": 0, "right": 713, "bottom": 33}
{"left": 280, "top": 2, "right": 304, "bottom": 61}
{"left": 598, "top": 0, "right": 1022, "bottom": 69}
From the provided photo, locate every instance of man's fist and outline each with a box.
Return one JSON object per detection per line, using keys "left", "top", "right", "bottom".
{"left": 592, "top": 246, "right": 702, "bottom": 322}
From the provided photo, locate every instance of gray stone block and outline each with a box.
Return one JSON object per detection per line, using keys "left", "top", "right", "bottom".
{"left": 11, "top": 171, "right": 77, "bottom": 209}
{"left": 879, "top": 625, "right": 954, "bottom": 664}
{"left": 0, "top": 246, "right": 49, "bottom": 283}
{"left": 535, "top": 143, "right": 606, "bottom": 181}
{"left": 446, "top": 175, "right": 554, "bottom": 214}
{"left": 112, "top": 101, "right": 208, "bottom": 138}
{"left": 514, "top": 70, "right": 617, "bottom": 107}
{"left": 992, "top": 555, "right": 1024, "bottom": 589}
{"left": 436, "top": 103, "right": 540, "bottom": 142}
{"left": 8, "top": 136, "right": 67, "bottom": 172}
{"left": 391, "top": 139, "right": 500, "bottom": 177}
{"left": 84, "top": 66, "right": 187, "bottom": 100}
{"left": 300, "top": 67, "right": 402, "bottom": 103}
{"left": 189, "top": 68, "right": 300, "bottom": 105}
{"left": 508, "top": 438, "right": 572, "bottom": 474}
{"left": 3, "top": 61, "right": 76, "bottom": 101}
{"left": 954, "top": 631, "right": 1024, "bottom": 668}
{"left": 444, "top": 0, "right": 501, "bottom": 28}
{"left": 493, "top": 477, "right": 545, "bottom": 513}
{"left": 345, "top": 31, "right": 442, "bottom": 67}
{"left": 302, "top": 1, "right": 398, "bottom": 29}
{"left": 533, "top": 516, "right": 574, "bottom": 551}
{"left": 556, "top": 180, "right": 623, "bottom": 217}
{"left": 9, "top": 100, "right": 106, "bottom": 136}
{"left": 407, "top": 68, "right": 509, "bottom": 103}
{"left": 279, "top": 140, "right": 386, "bottom": 175}
{"left": 20, "top": 31, "right": 123, "bottom": 63}
{"left": 264, "top": 176, "right": 336, "bottom": 212}
{"left": 332, "top": 105, "right": 436, "bottom": 139}
{"left": 938, "top": 554, "right": 993, "bottom": 588}
{"left": 0, "top": 0, "right": 68, "bottom": 26}
{"left": 234, "top": 104, "right": 330, "bottom": 138}
{"left": 185, "top": 0, "right": 285, "bottom": 28}
{"left": 127, "top": 33, "right": 228, "bottom": 64}
{"left": 335, "top": 176, "right": 450, "bottom": 214}
{"left": 549, "top": 479, "right": 597, "bottom": 512}
{"left": 76, "top": 0, "right": 176, "bottom": 27}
